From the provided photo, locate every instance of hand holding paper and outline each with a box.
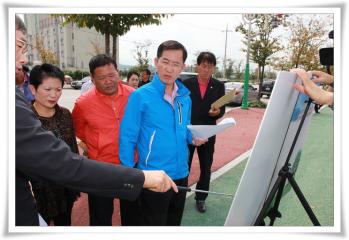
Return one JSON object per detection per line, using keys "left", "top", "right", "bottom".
{"left": 192, "top": 137, "right": 208, "bottom": 146}
{"left": 187, "top": 117, "right": 236, "bottom": 139}
{"left": 208, "top": 106, "right": 221, "bottom": 117}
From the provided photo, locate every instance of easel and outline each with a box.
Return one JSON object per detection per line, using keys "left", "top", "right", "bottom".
{"left": 254, "top": 98, "right": 321, "bottom": 226}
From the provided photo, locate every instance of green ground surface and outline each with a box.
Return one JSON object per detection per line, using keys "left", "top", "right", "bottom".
{"left": 181, "top": 107, "right": 334, "bottom": 226}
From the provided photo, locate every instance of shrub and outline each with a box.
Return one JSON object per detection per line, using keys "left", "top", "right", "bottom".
{"left": 248, "top": 100, "right": 267, "bottom": 108}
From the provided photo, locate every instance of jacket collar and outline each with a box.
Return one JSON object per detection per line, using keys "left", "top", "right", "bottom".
{"left": 152, "top": 73, "right": 190, "bottom": 97}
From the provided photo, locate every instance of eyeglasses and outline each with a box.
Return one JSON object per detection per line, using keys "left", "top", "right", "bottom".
{"left": 16, "top": 38, "right": 31, "bottom": 54}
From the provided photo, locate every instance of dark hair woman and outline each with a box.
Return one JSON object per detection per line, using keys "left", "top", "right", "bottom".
{"left": 29, "top": 63, "right": 80, "bottom": 226}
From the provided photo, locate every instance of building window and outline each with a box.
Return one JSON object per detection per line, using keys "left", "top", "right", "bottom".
{"left": 72, "top": 33, "right": 74, "bottom": 39}
{"left": 61, "top": 50, "right": 64, "bottom": 57}
{"left": 72, "top": 45, "right": 74, "bottom": 52}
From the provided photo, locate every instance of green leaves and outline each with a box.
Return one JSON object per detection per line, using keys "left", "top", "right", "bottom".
{"left": 53, "top": 14, "right": 168, "bottom": 57}
{"left": 54, "top": 14, "right": 165, "bottom": 37}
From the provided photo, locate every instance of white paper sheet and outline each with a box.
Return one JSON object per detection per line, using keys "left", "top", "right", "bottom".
{"left": 187, "top": 117, "right": 236, "bottom": 139}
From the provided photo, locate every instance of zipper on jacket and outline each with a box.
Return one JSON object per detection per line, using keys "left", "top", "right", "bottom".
{"left": 145, "top": 130, "right": 156, "bottom": 167}
{"left": 177, "top": 102, "right": 182, "bottom": 125}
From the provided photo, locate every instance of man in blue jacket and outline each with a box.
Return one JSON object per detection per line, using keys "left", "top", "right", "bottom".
{"left": 119, "top": 40, "right": 206, "bottom": 226}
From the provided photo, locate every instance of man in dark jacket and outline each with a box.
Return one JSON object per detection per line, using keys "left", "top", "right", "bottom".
{"left": 183, "top": 52, "right": 225, "bottom": 213}
{"left": 14, "top": 15, "right": 177, "bottom": 226}
{"left": 138, "top": 69, "right": 151, "bottom": 87}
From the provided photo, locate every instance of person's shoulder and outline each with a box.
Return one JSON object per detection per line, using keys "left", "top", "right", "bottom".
{"left": 16, "top": 88, "right": 30, "bottom": 108}
{"left": 131, "top": 82, "right": 156, "bottom": 101}
{"left": 76, "top": 88, "right": 96, "bottom": 104}
{"left": 182, "top": 77, "right": 197, "bottom": 90}
{"left": 57, "top": 105, "right": 71, "bottom": 115}
{"left": 138, "top": 81, "right": 155, "bottom": 92}
{"left": 121, "top": 83, "right": 135, "bottom": 95}
{"left": 183, "top": 76, "right": 197, "bottom": 84}
{"left": 211, "top": 77, "right": 225, "bottom": 86}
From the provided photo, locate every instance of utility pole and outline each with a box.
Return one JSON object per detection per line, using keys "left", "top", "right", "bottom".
{"left": 222, "top": 24, "right": 234, "bottom": 79}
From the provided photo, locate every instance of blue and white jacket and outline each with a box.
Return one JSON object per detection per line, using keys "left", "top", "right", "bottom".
{"left": 119, "top": 74, "right": 192, "bottom": 180}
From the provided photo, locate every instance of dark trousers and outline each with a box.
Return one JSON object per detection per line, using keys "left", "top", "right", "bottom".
{"left": 42, "top": 199, "right": 74, "bottom": 226}
{"left": 188, "top": 137, "right": 215, "bottom": 201}
{"left": 119, "top": 198, "right": 143, "bottom": 226}
{"left": 124, "top": 177, "right": 188, "bottom": 226}
{"left": 88, "top": 194, "right": 114, "bottom": 226}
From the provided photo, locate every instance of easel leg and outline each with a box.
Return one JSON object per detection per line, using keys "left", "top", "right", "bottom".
{"left": 287, "top": 175, "right": 321, "bottom": 226}
{"left": 254, "top": 175, "right": 284, "bottom": 226}
{"left": 267, "top": 175, "right": 287, "bottom": 226}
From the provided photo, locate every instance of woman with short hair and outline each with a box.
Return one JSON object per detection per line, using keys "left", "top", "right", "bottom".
{"left": 29, "top": 63, "right": 80, "bottom": 226}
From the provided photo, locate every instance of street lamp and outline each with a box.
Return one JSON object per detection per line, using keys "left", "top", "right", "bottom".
{"left": 241, "top": 14, "right": 257, "bottom": 110}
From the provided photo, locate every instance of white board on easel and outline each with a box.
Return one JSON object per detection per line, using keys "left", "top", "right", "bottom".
{"left": 224, "top": 71, "right": 315, "bottom": 226}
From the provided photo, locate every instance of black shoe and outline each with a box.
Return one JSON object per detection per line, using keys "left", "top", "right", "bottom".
{"left": 196, "top": 200, "right": 206, "bottom": 213}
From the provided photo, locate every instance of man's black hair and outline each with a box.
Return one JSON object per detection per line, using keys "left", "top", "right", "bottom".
{"left": 197, "top": 52, "right": 216, "bottom": 66}
{"left": 157, "top": 40, "right": 187, "bottom": 63}
{"left": 89, "top": 54, "right": 117, "bottom": 75}
{"left": 29, "top": 63, "right": 65, "bottom": 89}
{"left": 142, "top": 69, "right": 151, "bottom": 76}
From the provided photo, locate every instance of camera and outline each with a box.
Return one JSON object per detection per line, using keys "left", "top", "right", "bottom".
{"left": 319, "top": 30, "right": 333, "bottom": 66}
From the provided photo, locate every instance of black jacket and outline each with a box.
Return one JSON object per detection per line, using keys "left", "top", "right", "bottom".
{"left": 15, "top": 88, "right": 144, "bottom": 226}
{"left": 183, "top": 76, "right": 225, "bottom": 126}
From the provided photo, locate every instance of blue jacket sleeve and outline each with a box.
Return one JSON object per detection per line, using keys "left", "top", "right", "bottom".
{"left": 119, "top": 91, "right": 143, "bottom": 167}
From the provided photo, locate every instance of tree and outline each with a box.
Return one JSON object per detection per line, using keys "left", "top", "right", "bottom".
{"left": 234, "top": 60, "right": 244, "bottom": 81}
{"left": 236, "top": 14, "right": 284, "bottom": 100}
{"left": 133, "top": 40, "right": 152, "bottom": 70}
{"left": 34, "top": 36, "right": 58, "bottom": 65}
{"left": 225, "top": 58, "right": 234, "bottom": 79}
{"left": 55, "top": 14, "right": 168, "bottom": 62}
{"left": 271, "top": 15, "right": 331, "bottom": 72}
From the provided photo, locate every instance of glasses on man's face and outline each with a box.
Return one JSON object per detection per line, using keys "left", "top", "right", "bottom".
{"left": 16, "top": 38, "right": 30, "bottom": 54}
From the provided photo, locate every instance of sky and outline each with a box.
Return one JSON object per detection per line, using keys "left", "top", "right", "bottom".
{"left": 118, "top": 13, "right": 333, "bottom": 71}
{"left": 18, "top": 12, "right": 333, "bottom": 72}
{"left": 118, "top": 14, "right": 245, "bottom": 70}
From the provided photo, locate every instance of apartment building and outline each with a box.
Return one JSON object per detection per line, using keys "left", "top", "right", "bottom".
{"left": 24, "top": 14, "right": 119, "bottom": 71}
